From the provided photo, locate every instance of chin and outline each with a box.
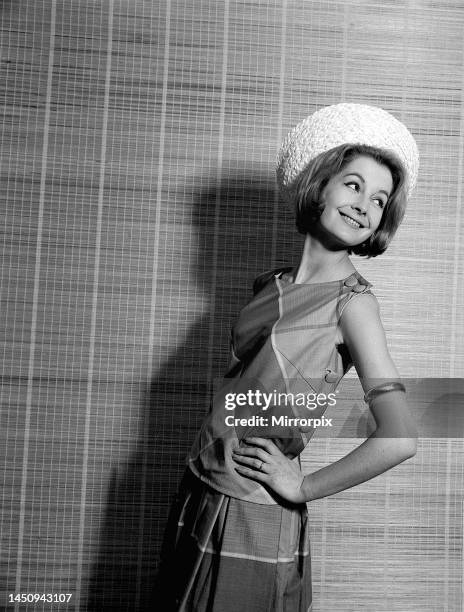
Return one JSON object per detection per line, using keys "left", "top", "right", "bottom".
{"left": 326, "top": 231, "right": 371, "bottom": 251}
{"left": 335, "top": 227, "right": 374, "bottom": 249}
{"left": 314, "top": 220, "right": 373, "bottom": 251}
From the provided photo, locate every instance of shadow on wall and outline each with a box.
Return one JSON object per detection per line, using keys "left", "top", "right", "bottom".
{"left": 85, "top": 170, "right": 297, "bottom": 611}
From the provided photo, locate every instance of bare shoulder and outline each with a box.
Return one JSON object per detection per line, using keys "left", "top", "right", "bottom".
{"left": 339, "top": 292, "right": 399, "bottom": 386}
{"left": 340, "top": 290, "right": 381, "bottom": 327}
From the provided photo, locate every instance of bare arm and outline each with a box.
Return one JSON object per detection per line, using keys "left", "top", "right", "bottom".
{"left": 299, "top": 293, "right": 417, "bottom": 502}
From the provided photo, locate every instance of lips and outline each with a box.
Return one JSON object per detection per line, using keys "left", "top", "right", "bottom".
{"left": 339, "top": 211, "right": 365, "bottom": 229}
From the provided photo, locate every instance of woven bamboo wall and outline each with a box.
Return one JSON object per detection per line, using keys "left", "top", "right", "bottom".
{"left": 1, "top": 0, "right": 463, "bottom": 610}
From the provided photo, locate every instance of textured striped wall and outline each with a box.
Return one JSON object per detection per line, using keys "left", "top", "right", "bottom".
{"left": 1, "top": 1, "right": 463, "bottom": 610}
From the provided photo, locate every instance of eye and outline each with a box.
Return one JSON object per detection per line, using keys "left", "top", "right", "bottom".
{"left": 372, "top": 197, "right": 387, "bottom": 209}
{"left": 345, "top": 181, "right": 360, "bottom": 192}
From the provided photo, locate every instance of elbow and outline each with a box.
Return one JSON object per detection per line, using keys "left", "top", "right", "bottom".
{"left": 374, "top": 430, "right": 418, "bottom": 461}
{"left": 393, "top": 435, "right": 417, "bottom": 461}
{"left": 399, "top": 436, "right": 417, "bottom": 459}
{"left": 400, "top": 422, "right": 418, "bottom": 459}
{"left": 375, "top": 421, "right": 418, "bottom": 460}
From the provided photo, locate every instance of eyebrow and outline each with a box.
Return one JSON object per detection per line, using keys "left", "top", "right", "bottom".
{"left": 343, "top": 172, "right": 391, "bottom": 198}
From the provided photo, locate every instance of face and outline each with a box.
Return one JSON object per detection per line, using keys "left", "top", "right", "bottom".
{"left": 316, "top": 155, "right": 393, "bottom": 249}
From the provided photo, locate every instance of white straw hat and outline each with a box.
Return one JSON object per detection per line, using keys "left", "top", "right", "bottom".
{"left": 276, "top": 103, "right": 419, "bottom": 202}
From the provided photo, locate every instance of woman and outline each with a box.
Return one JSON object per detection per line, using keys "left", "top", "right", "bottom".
{"left": 156, "top": 103, "right": 419, "bottom": 611}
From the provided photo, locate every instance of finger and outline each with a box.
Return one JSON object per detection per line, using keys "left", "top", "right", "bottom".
{"left": 232, "top": 454, "right": 269, "bottom": 472}
{"left": 234, "top": 465, "right": 268, "bottom": 482}
{"left": 244, "top": 437, "right": 279, "bottom": 455}
{"left": 233, "top": 447, "right": 268, "bottom": 461}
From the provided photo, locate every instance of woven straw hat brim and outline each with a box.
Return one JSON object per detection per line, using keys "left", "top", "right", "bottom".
{"left": 276, "top": 103, "right": 419, "bottom": 202}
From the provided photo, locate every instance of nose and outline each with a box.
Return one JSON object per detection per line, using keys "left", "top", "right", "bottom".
{"left": 351, "top": 193, "right": 369, "bottom": 214}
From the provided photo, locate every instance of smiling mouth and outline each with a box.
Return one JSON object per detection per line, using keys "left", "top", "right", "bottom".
{"left": 339, "top": 212, "right": 364, "bottom": 229}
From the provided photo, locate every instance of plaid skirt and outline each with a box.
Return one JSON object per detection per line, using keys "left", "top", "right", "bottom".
{"left": 155, "top": 468, "right": 312, "bottom": 612}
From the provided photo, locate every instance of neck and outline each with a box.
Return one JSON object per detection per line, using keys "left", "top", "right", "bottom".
{"left": 292, "top": 233, "right": 356, "bottom": 284}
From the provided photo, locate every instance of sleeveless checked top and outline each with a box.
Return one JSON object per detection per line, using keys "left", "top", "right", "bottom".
{"left": 188, "top": 266, "right": 374, "bottom": 504}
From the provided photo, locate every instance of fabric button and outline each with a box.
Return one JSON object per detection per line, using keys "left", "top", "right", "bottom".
{"left": 324, "top": 369, "right": 339, "bottom": 383}
{"left": 344, "top": 276, "right": 358, "bottom": 287}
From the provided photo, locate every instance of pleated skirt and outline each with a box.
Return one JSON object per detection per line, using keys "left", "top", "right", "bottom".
{"left": 155, "top": 468, "right": 312, "bottom": 612}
